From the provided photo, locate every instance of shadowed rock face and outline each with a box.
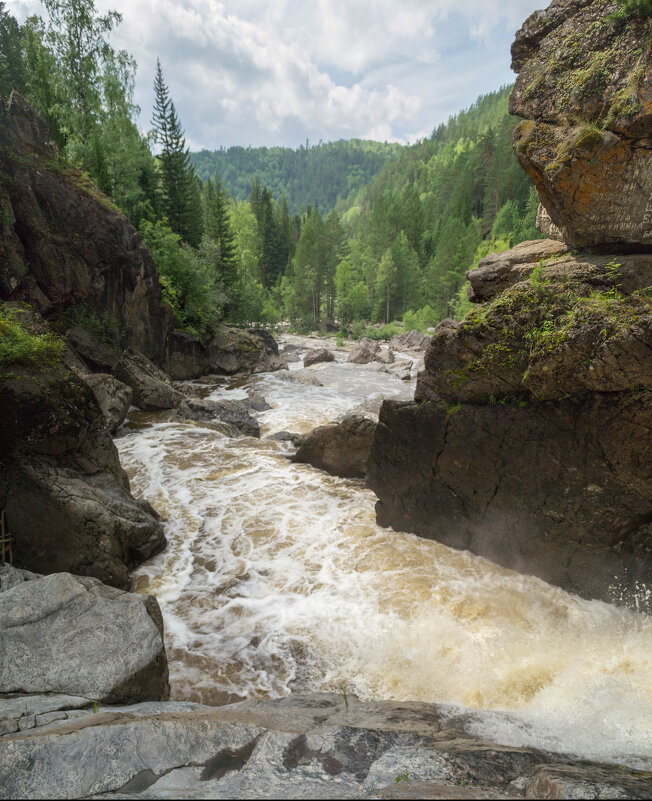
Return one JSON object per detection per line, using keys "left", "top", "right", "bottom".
{"left": 292, "top": 415, "right": 377, "bottom": 479}
{"left": 0, "top": 92, "right": 171, "bottom": 363}
{"left": 510, "top": 0, "right": 652, "bottom": 249}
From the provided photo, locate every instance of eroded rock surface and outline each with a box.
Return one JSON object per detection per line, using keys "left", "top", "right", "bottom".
{"left": 0, "top": 566, "right": 169, "bottom": 704}
{"left": 292, "top": 415, "right": 376, "bottom": 479}
{"left": 1, "top": 693, "right": 650, "bottom": 800}
{"left": 303, "top": 348, "right": 336, "bottom": 367}
{"left": 114, "top": 347, "right": 183, "bottom": 411}
{"left": 177, "top": 398, "right": 260, "bottom": 438}
{"left": 510, "top": 0, "right": 652, "bottom": 248}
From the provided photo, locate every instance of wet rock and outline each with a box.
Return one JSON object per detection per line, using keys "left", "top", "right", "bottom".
{"left": 0, "top": 566, "right": 169, "bottom": 703}
{"left": 267, "top": 431, "right": 305, "bottom": 447}
{"left": 0, "top": 361, "right": 166, "bottom": 588}
{"left": 389, "top": 331, "right": 431, "bottom": 352}
{"left": 82, "top": 373, "right": 133, "bottom": 433}
{"left": 386, "top": 359, "right": 413, "bottom": 381}
{"left": 510, "top": 1, "right": 652, "bottom": 248}
{"left": 245, "top": 395, "right": 272, "bottom": 412}
{"left": 165, "top": 327, "right": 288, "bottom": 381}
{"left": 347, "top": 343, "right": 377, "bottom": 364}
{"left": 177, "top": 398, "right": 260, "bottom": 438}
{"left": 114, "top": 347, "right": 183, "bottom": 411}
{"left": 367, "top": 394, "right": 652, "bottom": 606}
{"left": 303, "top": 348, "right": 336, "bottom": 367}
{"left": 292, "top": 415, "right": 376, "bottom": 479}
{"left": 375, "top": 347, "right": 395, "bottom": 365}
{"left": 1, "top": 693, "right": 650, "bottom": 800}
{"left": 275, "top": 372, "right": 324, "bottom": 387}
{"left": 0, "top": 93, "right": 171, "bottom": 363}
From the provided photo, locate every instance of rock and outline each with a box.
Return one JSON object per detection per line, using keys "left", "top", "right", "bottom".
{"left": 267, "top": 431, "right": 305, "bottom": 447}
{"left": 0, "top": 360, "right": 166, "bottom": 588}
{"left": 386, "top": 359, "right": 413, "bottom": 381}
{"left": 1, "top": 693, "right": 650, "bottom": 800}
{"left": 347, "top": 343, "right": 376, "bottom": 364}
{"left": 177, "top": 398, "right": 260, "bottom": 438}
{"left": 245, "top": 395, "right": 272, "bottom": 412}
{"left": 389, "top": 330, "right": 431, "bottom": 352}
{"left": 173, "top": 381, "right": 204, "bottom": 399}
{"left": 360, "top": 337, "right": 381, "bottom": 353}
{"left": 165, "top": 327, "right": 288, "bottom": 381}
{"left": 367, "top": 394, "right": 652, "bottom": 606}
{"left": 275, "top": 372, "right": 324, "bottom": 387}
{"left": 114, "top": 347, "right": 183, "bottom": 411}
{"left": 303, "top": 348, "right": 336, "bottom": 367}
{"left": 375, "top": 347, "right": 395, "bottom": 365}
{"left": 510, "top": 1, "right": 652, "bottom": 248}
{"left": 0, "top": 93, "right": 171, "bottom": 363}
{"left": 292, "top": 415, "right": 376, "bottom": 479}
{"left": 466, "top": 239, "right": 569, "bottom": 303}
{"left": 66, "top": 326, "right": 120, "bottom": 372}
{"left": 82, "top": 373, "right": 133, "bottom": 433}
{"left": 0, "top": 566, "right": 169, "bottom": 703}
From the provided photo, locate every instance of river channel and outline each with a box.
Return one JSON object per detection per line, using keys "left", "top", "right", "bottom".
{"left": 115, "top": 334, "right": 652, "bottom": 772}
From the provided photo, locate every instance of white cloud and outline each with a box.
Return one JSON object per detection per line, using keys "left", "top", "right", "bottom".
{"left": 6, "top": 0, "right": 544, "bottom": 148}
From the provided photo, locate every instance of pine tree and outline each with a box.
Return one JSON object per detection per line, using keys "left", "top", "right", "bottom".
{"left": 152, "top": 61, "right": 202, "bottom": 247}
{"left": 204, "top": 170, "right": 239, "bottom": 308}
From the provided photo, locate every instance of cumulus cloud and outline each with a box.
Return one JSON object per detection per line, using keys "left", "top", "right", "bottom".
{"left": 7, "top": 0, "right": 544, "bottom": 148}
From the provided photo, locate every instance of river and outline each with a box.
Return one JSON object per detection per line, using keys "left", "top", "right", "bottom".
{"left": 115, "top": 334, "right": 652, "bottom": 772}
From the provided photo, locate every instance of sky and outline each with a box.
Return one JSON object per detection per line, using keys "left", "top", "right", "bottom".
{"left": 8, "top": 0, "right": 545, "bottom": 151}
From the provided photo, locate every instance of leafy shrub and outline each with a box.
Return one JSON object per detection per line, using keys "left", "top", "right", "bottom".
{"left": 0, "top": 307, "right": 65, "bottom": 367}
{"left": 362, "top": 323, "right": 400, "bottom": 341}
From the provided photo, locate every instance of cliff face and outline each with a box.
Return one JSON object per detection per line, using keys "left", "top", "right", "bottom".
{"left": 368, "top": 0, "right": 652, "bottom": 606}
{"left": 510, "top": 0, "right": 652, "bottom": 249}
{"left": 0, "top": 92, "right": 171, "bottom": 363}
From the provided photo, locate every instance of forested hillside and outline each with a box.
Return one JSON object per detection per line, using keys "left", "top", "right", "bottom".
{"left": 190, "top": 141, "right": 401, "bottom": 215}
{"left": 0, "top": 0, "right": 542, "bottom": 341}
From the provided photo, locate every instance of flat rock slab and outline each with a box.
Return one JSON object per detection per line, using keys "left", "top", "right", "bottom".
{"left": 1, "top": 693, "right": 650, "bottom": 799}
{"left": 0, "top": 568, "right": 169, "bottom": 704}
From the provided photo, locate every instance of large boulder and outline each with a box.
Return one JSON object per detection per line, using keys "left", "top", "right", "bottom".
{"left": 114, "top": 347, "right": 183, "bottom": 411}
{"left": 82, "top": 373, "right": 133, "bottom": 433}
{"left": 165, "top": 326, "right": 288, "bottom": 380}
{"left": 0, "top": 92, "right": 171, "bottom": 362}
{"left": 0, "top": 352, "right": 166, "bottom": 588}
{"left": 177, "top": 398, "right": 260, "bottom": 438}
{"left": 0, "top": 565, "right": 169, "bottom": 703}
{"left": 368, "top": 245, "right": 652, "bottom": 606}
{"left": 510, "top": 0, "right": 652, "bottom": 248}
{"left": 303, "top": 348, "right": 335, "bottom": 367}
{"left": 389, "top": 330, "right": 431, "bottom": 351}
{"left": 292, "top": 415, "right": 376, "bottom": 479}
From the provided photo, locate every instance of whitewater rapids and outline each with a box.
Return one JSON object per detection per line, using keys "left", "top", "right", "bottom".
{"left": 116, "top": 335, "right": 652, "bottom": 772}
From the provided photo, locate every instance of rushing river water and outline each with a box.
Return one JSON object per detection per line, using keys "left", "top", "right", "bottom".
{"left": 116, "top": 335, "right": 652, "bottom": 772}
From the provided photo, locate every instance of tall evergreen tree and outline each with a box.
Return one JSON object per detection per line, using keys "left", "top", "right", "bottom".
{"left": 204, "top": 169, "right": 239, "bottom": 309}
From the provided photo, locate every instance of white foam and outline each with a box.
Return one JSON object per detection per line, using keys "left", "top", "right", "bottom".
{"left": 117, "top": 335, "right": 652, "bottom": 770}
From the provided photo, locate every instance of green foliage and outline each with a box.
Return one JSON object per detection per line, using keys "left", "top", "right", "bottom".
{"left": 394, "top": 773, "right": 410, "bottom": 783}
{"left": 190, "top": 140, "right": 401, "bottom": 215}
{"left": 0, "top": 306, "right": 65, "bottom": 366}
{"left": 402, "top": 305, "right": 439, "bottom": 332}
{"left": 608, "top": 0, "right": 652, "bottom": 23}
{"left": 357, "top": 323, "right": 400, "bottom": 341}
{"left": 140, "top": 220, "right": 225, "bottom": 335}
{"left": 59, "top": 304, "right": 119, "bottom": 343}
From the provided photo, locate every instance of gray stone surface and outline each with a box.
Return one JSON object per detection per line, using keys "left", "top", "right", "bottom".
{"left": 114, "top": 347, "right": 183, "bottom": 411}
{"left": 292, "top": 415, "right": 376, "bottom": 479}
{"left": 388, "top": 331, "right": 431, "bottom": 352}
{"left": 1, "top": 693, "right": 650, "bottom": 800}
{"left": 0, "top": 568, "right": 169, "bottom": 703}
{"left": 303, "top": 349, "right": 336, "bottom": 368}
{"left": 177, "top": 398, "right": 260, "bottom": 438}
{"left": 83, "top": 373, "right": 133, "bottom": 433}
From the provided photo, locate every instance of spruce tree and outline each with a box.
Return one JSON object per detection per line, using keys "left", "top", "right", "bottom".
{"left": 204, "top": 170, "right": 239, "bottom": 307}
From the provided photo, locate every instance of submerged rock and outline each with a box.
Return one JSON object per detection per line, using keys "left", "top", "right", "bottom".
{"left": 1, "top": 693, "right": 650, "bottom": 800}
{"left": 292, "top": 415, "right": 376, "bottom": 479}
{"left": 0, "top": 565, "right": 168, "bottom": 704}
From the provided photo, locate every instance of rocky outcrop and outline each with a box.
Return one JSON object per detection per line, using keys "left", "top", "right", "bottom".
{"left": 1, "top": 692, "right": 651, "bottom": 800}
{"left": 510, "top": 0, "right": 652, "bottom": 249}
{"left": 165, "top": 326, "right": 288, "bottom": 380}
{"left": 177, "top": 398, "right": 260, "bottom": 438}
{"left": 0, "top": 343, "right": 166, "bottom": 588}
{"left": 0, "top": 92, "right": 171, "bottom": 362}
{"left": 82, "top": 373, "right": 132, "bottom": 433}
{"left": 114, "top": 347, "right": 183, "bottom": 411}
{"left": 303, "top": 348, "right": 335, "bottom": 367}
{"left": 292, "top": 415, "right": 376, "bottom": 478}
{"left": 368, "top": 1, "right": 652, "bottom": 607}
{"left": 389, "top": 330, "right": 431, "bottom": 352}
{"left": 0, "top": 565, "right": 169, "bottom": 704}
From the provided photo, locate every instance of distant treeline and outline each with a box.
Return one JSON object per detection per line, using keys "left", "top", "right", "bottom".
{"left": 190, "top": 140, "right": 401, "bottom": 216}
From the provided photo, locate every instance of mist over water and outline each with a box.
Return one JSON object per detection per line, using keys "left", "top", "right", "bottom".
{"left": 116, "top": 336, "right": 652, "bottom": 771}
